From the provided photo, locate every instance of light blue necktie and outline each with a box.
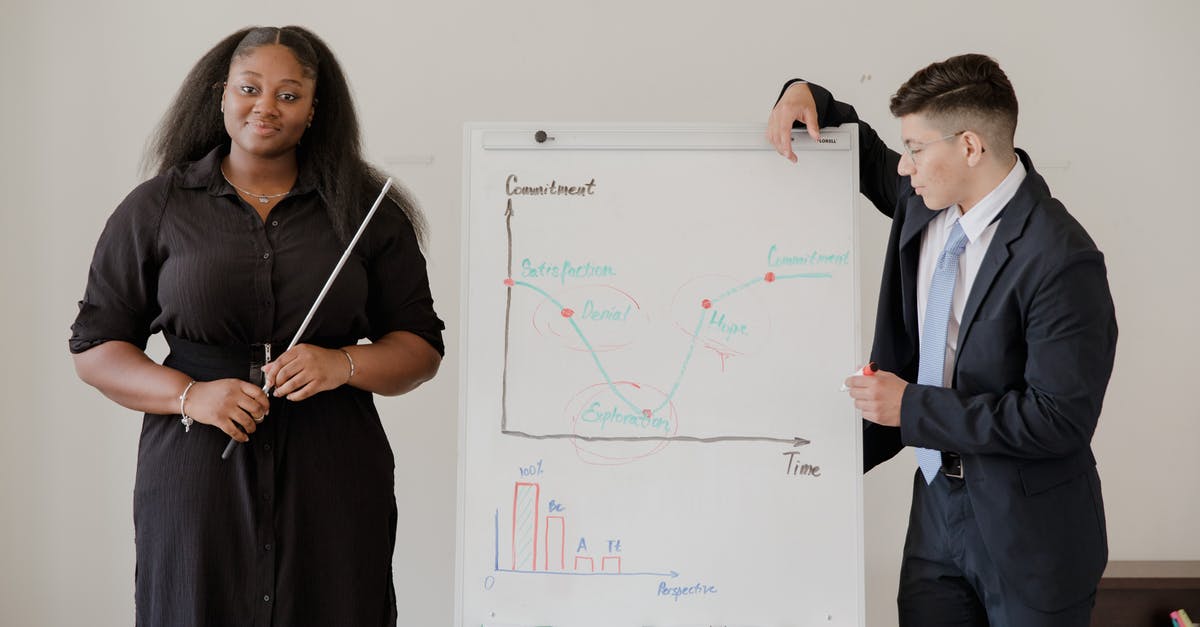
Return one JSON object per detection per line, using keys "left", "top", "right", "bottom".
{"left": 914, "top": 221, "right": 969, "bottom": 485}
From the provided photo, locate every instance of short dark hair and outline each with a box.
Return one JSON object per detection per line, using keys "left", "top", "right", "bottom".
{"left": 890, "top": 53, "right": 1018, "bottom": 153}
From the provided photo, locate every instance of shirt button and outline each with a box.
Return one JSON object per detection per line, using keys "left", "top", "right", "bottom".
{"left": 263, "top": 443, "right": 272, "bottom": 451}
{"left": 263, "top": 595, "right": 271, "bottom": 603}
{"left": 264, "top": 544, "right": 273, "bottom": 551}
{"left": 262, "top": 252, "right": 271, "bottom": 260}
{"left": 271, "top": 220, "right": 279, "bottom": 227}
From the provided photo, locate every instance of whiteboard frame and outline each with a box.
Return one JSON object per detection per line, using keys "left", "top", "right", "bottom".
{"left": 455, "top": 122, "right": 864, "bottom": 627}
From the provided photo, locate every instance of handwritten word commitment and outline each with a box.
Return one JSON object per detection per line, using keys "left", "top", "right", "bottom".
{"left": 767, "top": 244, "right": 850, "bottom": 267}
{"left": 506, "top": 174, "right": 597, "bottom": 197}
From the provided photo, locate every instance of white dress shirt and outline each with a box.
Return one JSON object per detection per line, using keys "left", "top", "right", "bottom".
{"left": 916, "top": 158, "right": 1027, "bottom": 386}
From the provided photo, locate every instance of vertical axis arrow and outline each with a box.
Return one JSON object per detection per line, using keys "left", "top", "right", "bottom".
{"left": 501, "top": 199, "right": 514, "bottom": 431}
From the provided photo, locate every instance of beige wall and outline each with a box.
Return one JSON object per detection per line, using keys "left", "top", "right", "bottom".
{"left": 2, "top": 1, "right": 1196, "bottom": 625}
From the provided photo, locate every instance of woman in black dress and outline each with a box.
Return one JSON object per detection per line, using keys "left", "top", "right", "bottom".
{"left": 69, "top": 26, "right": 444, "bottom": 626}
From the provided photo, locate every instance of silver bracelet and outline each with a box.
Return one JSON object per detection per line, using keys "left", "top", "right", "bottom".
{"left": 178, "top": 380, "right": 196, "bottom": 432}
{"left": 340, "top": 349, "right": 356, "bottom": 381}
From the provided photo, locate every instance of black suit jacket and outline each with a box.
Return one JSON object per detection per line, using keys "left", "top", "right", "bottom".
{"left": 790, "top": 81, "right": 1118, "bottom": 611}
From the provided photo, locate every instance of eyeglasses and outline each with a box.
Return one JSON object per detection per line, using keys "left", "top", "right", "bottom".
{"left": 902, "top": 130, "right": 965, "bottom": 166}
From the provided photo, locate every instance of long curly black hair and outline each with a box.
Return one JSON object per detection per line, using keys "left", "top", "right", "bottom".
{"left": 145, "top": 25, "right": 426, "bottom": 245}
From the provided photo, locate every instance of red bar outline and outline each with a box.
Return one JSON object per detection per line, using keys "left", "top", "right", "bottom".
{"left": 511, "top": 482, "right": 541, "bottom": 571}
{"left": 601, "top": 555, "right": 622, "bottom": 573}
{"left": 544, "top": 515, "right": 566, "bottom": 571}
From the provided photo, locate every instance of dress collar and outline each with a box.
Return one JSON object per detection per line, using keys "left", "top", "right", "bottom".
{"left": 176, "top": 144, "right": 318, "bottom": 197}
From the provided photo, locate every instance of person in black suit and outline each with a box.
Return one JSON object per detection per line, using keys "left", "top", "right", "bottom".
{"left": 766, "top": 54, "right": 1117, "bottom": 627}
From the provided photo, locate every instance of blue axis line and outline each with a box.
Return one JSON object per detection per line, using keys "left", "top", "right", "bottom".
{"left": 494, "top": 568, "right": 680, "bottom": 578}
{"left": 512, "top": 271, "right": 831, "bottom": 419}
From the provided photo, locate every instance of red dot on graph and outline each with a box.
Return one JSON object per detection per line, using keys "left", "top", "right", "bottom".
{"left": 765, "top": 272, "right": 776, "bottom": 282}
{"left": 561, "top": 308, "right": 574, "bottom": 318}
{"left": 643, "top": 409, "right": 653, "bottom": 418}
{"left": 503, "top": 278, "right": 515, "bottom": 287}
{"left": 701, "top": 299, "right": 712, "bottom": 309}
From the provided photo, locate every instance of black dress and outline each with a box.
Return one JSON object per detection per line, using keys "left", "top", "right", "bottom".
{"left": 69, "top": 146, "right": 445, "bottom": 627}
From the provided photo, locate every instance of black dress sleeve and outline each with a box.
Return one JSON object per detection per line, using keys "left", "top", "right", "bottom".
{"left": 362, "top": 200, "right": 446, "bottom": 355}
{"left": 69, "top": 178, "right": 167, "bottom": 354}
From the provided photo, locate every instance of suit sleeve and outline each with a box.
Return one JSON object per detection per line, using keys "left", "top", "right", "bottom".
{"left": 900, "top": 233, "right": 1118, "bottom": 459}
{"left": 776, "top": 80, "right": 903, "bottom": 217}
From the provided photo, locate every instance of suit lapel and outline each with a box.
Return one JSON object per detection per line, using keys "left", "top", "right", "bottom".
{"left": 900, "top": 195, "right": 940, "bottom": 250}
{"left": 955, "top": 151, "right": 1048, "bottom": 353}
{"left": 899, "top": 195, "right": 942, "bottom": 340}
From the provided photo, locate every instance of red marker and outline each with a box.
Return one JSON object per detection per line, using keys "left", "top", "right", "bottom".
{"left": 839, "top": 361, "right": 878, "bottom": 391}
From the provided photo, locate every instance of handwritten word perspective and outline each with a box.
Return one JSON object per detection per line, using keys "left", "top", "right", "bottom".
{"left": 658, "top": 581, "right": 718, "bottom": 601}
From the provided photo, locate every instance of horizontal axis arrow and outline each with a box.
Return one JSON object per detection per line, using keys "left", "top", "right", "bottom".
{"left": 500, "top": 429, "right": 810, "bottom": 447}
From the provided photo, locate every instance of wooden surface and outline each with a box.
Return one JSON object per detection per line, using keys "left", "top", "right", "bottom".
{"left": 1091, "top": 561, "right": 1200, "bottom": 627}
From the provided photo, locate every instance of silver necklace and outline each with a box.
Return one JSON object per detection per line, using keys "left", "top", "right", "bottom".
{"left": 221, "top": 172, "right": 290, "bottom": 204}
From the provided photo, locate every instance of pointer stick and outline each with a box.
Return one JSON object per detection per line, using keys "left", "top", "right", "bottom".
{"left": 221, "top": 178, "right": 394, "bottom": 459}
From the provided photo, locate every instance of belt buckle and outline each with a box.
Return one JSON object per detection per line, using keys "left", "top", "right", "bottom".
{"left": 942, "top": 453, "right": 964, "bottom": 479}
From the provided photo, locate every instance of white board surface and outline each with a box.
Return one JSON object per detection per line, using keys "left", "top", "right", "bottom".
{"left": 457, "top": 124, "right": 864, "bottom": 627}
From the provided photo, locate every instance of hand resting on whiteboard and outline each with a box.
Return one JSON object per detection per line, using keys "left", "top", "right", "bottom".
{"left": 766, "top": 81, "right": 821, "bottom": 163}
{"left": 844, "top": 369, "right": 907, "bottom": 427}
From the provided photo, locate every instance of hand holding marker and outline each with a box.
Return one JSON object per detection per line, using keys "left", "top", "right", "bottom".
{"left": 839, "top": 361, "right": 877, "bottom": 391}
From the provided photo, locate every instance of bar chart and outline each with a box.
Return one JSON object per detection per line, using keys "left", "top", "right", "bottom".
{"left": 496, "top": 481, "right": 672, "bottom": 578}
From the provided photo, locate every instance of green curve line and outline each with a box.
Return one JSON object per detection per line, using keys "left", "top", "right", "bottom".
{"left": 513, "top": 271, "right": 832, "bottom": 419}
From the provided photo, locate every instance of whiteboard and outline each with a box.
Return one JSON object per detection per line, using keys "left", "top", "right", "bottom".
{"left": 456, "top": 124, "right": 864, "bottom": 627}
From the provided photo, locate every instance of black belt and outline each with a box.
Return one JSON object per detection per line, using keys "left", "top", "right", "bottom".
{"left": 163, "top": 333, "right": 356, "bottom": 383}
{"left": 941, "top": 452, "right": 963, "bottom": 479}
